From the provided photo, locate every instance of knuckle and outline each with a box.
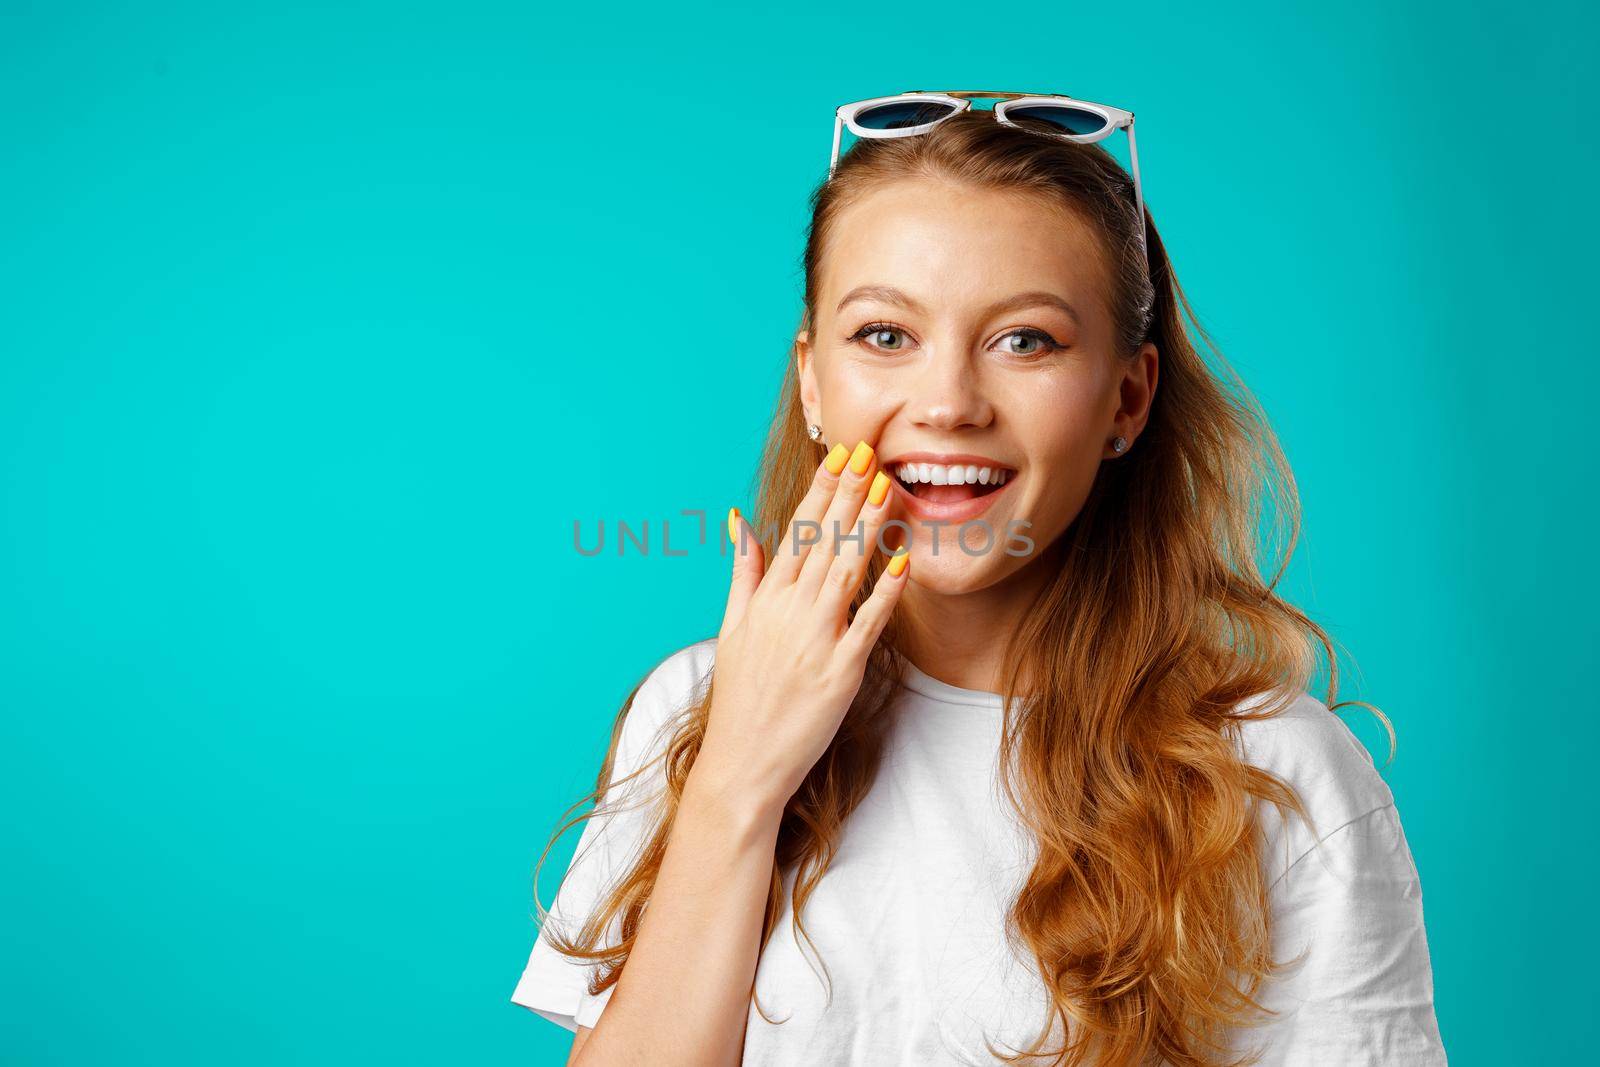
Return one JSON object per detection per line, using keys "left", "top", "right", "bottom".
{"left": 798, "top": 644, "right": 831, "bottom": 677}
{"left": 815, "top": 657, "right": 848, "bottom": 688}
{"left": 843, "top": 611, "right": 872, "bottom": 642}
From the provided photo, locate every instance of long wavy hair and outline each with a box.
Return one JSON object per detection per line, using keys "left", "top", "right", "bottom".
{"left": 532, "top": 109, "right": 1392, "bottom": 1066}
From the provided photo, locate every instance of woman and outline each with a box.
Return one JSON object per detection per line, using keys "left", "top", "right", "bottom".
{"left": 511, "top": 92, "right": 1447, "bottom": 1066}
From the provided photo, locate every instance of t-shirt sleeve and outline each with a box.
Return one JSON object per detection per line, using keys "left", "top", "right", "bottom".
{"left": 509, "top": 641, "right": 712, "bottom": 1033}
{"left": 1228, "top": 802, "right": 1449, "bottom": 1066}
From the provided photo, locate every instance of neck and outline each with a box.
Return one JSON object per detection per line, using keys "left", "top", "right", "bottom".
{"left": 895, "top": 555, "right": 1049, "bottom": 695}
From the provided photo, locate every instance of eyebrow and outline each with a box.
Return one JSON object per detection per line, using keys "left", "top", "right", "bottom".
{"left": 834, "top": 285, "right": 1081, "bottom": 326}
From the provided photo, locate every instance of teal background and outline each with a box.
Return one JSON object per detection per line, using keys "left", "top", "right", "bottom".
{"left": 2, "top": 2, "right": 1592, "bottom": 1063}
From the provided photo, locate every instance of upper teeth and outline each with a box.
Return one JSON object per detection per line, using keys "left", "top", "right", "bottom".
{"left": 893, "top": 463, "right": 1009, "bottom": 486}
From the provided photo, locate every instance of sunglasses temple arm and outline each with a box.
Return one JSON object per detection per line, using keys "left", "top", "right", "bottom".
{"left": 829, "top": 114, "right": 843, "bottom": 178}
{"left": 1125, "top": 120, "right": 1149, "bottom": 270}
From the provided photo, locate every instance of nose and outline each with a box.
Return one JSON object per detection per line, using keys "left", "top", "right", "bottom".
{"left": 905, "top": 348, "right": 995, "bottom": 432}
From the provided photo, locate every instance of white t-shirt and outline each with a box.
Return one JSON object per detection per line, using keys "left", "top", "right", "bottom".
{"left": 512, "top": 638, "right": 1447, "bottom": 1066}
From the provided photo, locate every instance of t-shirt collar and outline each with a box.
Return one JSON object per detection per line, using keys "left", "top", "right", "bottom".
{"left": 898, "top": 659, "right": 1008, "bottom": 710}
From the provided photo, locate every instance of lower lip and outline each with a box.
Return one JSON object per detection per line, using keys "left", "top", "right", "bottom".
{"left": 889, "top": 474, "right": 1015, "bottom": 526}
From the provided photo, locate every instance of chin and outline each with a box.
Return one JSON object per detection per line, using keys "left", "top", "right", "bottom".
{"left": 892, "top": 509, "right": 1060, "bottom": 596}
{"left": 898, "top": 546, "right": 1022, "bottom": 596}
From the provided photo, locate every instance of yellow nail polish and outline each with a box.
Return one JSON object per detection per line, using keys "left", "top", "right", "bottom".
{"left": 727, "top": 506, "right": 740, "bottom": 545}
{"left": 868, "top": 470, "right": 891, "bottom": 507}
{"left": 849, "top": 440, "right": 874, "bottom": 475}
{"left": 824, "top": 443, "right": 851, "bottom": 475}
{"left": 887, "top": 550, "right": 910, "bottom": 578}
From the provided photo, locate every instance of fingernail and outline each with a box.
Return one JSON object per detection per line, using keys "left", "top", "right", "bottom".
{"left": 824, "top": 443, "right": 851, "bottom": 475}
{"left": 887, "top": 550, "right": 910, "bottom": 578}
{"left": 868, "top": 470, "right": 891, "bottom": 507}
{"left": 727, "top": 506, "right": 740, "bottom": 546}
{"left": 848, "top": 440, "right": 874, "bottom": 475}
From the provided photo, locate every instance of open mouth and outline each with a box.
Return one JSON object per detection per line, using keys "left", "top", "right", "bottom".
{"left": 891, "top": 462, "right": 1015, "bottom": 504}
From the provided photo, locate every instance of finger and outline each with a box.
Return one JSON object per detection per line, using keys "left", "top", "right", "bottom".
{"left": 815, "top": 467, "right": 897, "bottom": 619}
{"left": 762, "top": 441, "right": 853, "bottom": 588}
{"left": 720, "top": 506, "right": 766, "bottom": 638}
{"left": 840, "top": 547, "right": 910, "bottom": 661}
{"left": 795, "top": 439, "right": 876, "bottom": 601}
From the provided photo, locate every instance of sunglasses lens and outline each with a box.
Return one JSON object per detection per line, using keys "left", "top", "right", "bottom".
{"left": 853, "top": 100, "right": 960, "bottom": 130}
{"left": 1005, "top": 105, "right": 1109, "bottom": 136}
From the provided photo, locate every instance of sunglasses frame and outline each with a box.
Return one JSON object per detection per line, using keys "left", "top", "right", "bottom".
{"left": 830, "top": 90, "right": 1147, "bottom": 267}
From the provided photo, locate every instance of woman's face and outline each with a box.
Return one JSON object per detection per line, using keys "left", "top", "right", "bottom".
{"left": 796, "top": 178, "right": 1158, "bottom": 596}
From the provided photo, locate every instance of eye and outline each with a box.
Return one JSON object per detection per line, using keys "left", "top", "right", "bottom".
{"left": 845, "top": 322, "right": 914, "bottom": 353}
{"left": 993, "top": 327, "right": 1063, "bottom": 357}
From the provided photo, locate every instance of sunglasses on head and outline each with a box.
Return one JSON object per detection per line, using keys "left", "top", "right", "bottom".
{"left": 830, "top": 90, "right": 1147, "bottom": 267}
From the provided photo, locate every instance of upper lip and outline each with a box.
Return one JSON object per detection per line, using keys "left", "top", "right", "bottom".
{"left": 883, "top": 451, "right": 1016, "bottom": 472}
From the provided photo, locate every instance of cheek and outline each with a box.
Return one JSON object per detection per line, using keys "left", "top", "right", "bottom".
{"left": 1010, "top": 377, "right": 1110, "bottom": 461}
{"left": 1008, "top": 380, "right": 1112, "bottom": 527}
{"left": 822, "top": 365, "right": 897, "bottom": 422}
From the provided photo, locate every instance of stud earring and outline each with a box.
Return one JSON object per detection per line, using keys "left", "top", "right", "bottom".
{"left": 807, "top": 423, "right": 824, "bottom": 442}
{"left": 1112, "top": 436, "right": 1128, "bottom": 454}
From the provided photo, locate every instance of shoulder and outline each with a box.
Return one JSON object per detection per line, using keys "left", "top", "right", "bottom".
{"left": 512, "top": 638, "right": 720, "bottom": 1033}
{"left": 632, "top": 636, "right": 718, "bottom": 720}
{"left": 1229, "top": 689, "right": 1397, "bottom": 887}
{"left": 610, "top": 637, "right": 718, "bottom": 774}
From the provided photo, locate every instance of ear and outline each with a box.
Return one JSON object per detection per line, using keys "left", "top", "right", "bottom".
{"left": 795, "top": 328, "right": 823, "bottom": 427}
{"left": 1107, "top": 341, "right": 1159, "bottom": 457}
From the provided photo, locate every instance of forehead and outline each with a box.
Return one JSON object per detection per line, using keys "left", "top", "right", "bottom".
{"left": 820, "top": 178, "right": 1112, "bottom": 324}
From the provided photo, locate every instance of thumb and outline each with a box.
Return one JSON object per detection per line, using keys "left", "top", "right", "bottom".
{"left": 721, "top": 507, "right": 765, "bottom": 637}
